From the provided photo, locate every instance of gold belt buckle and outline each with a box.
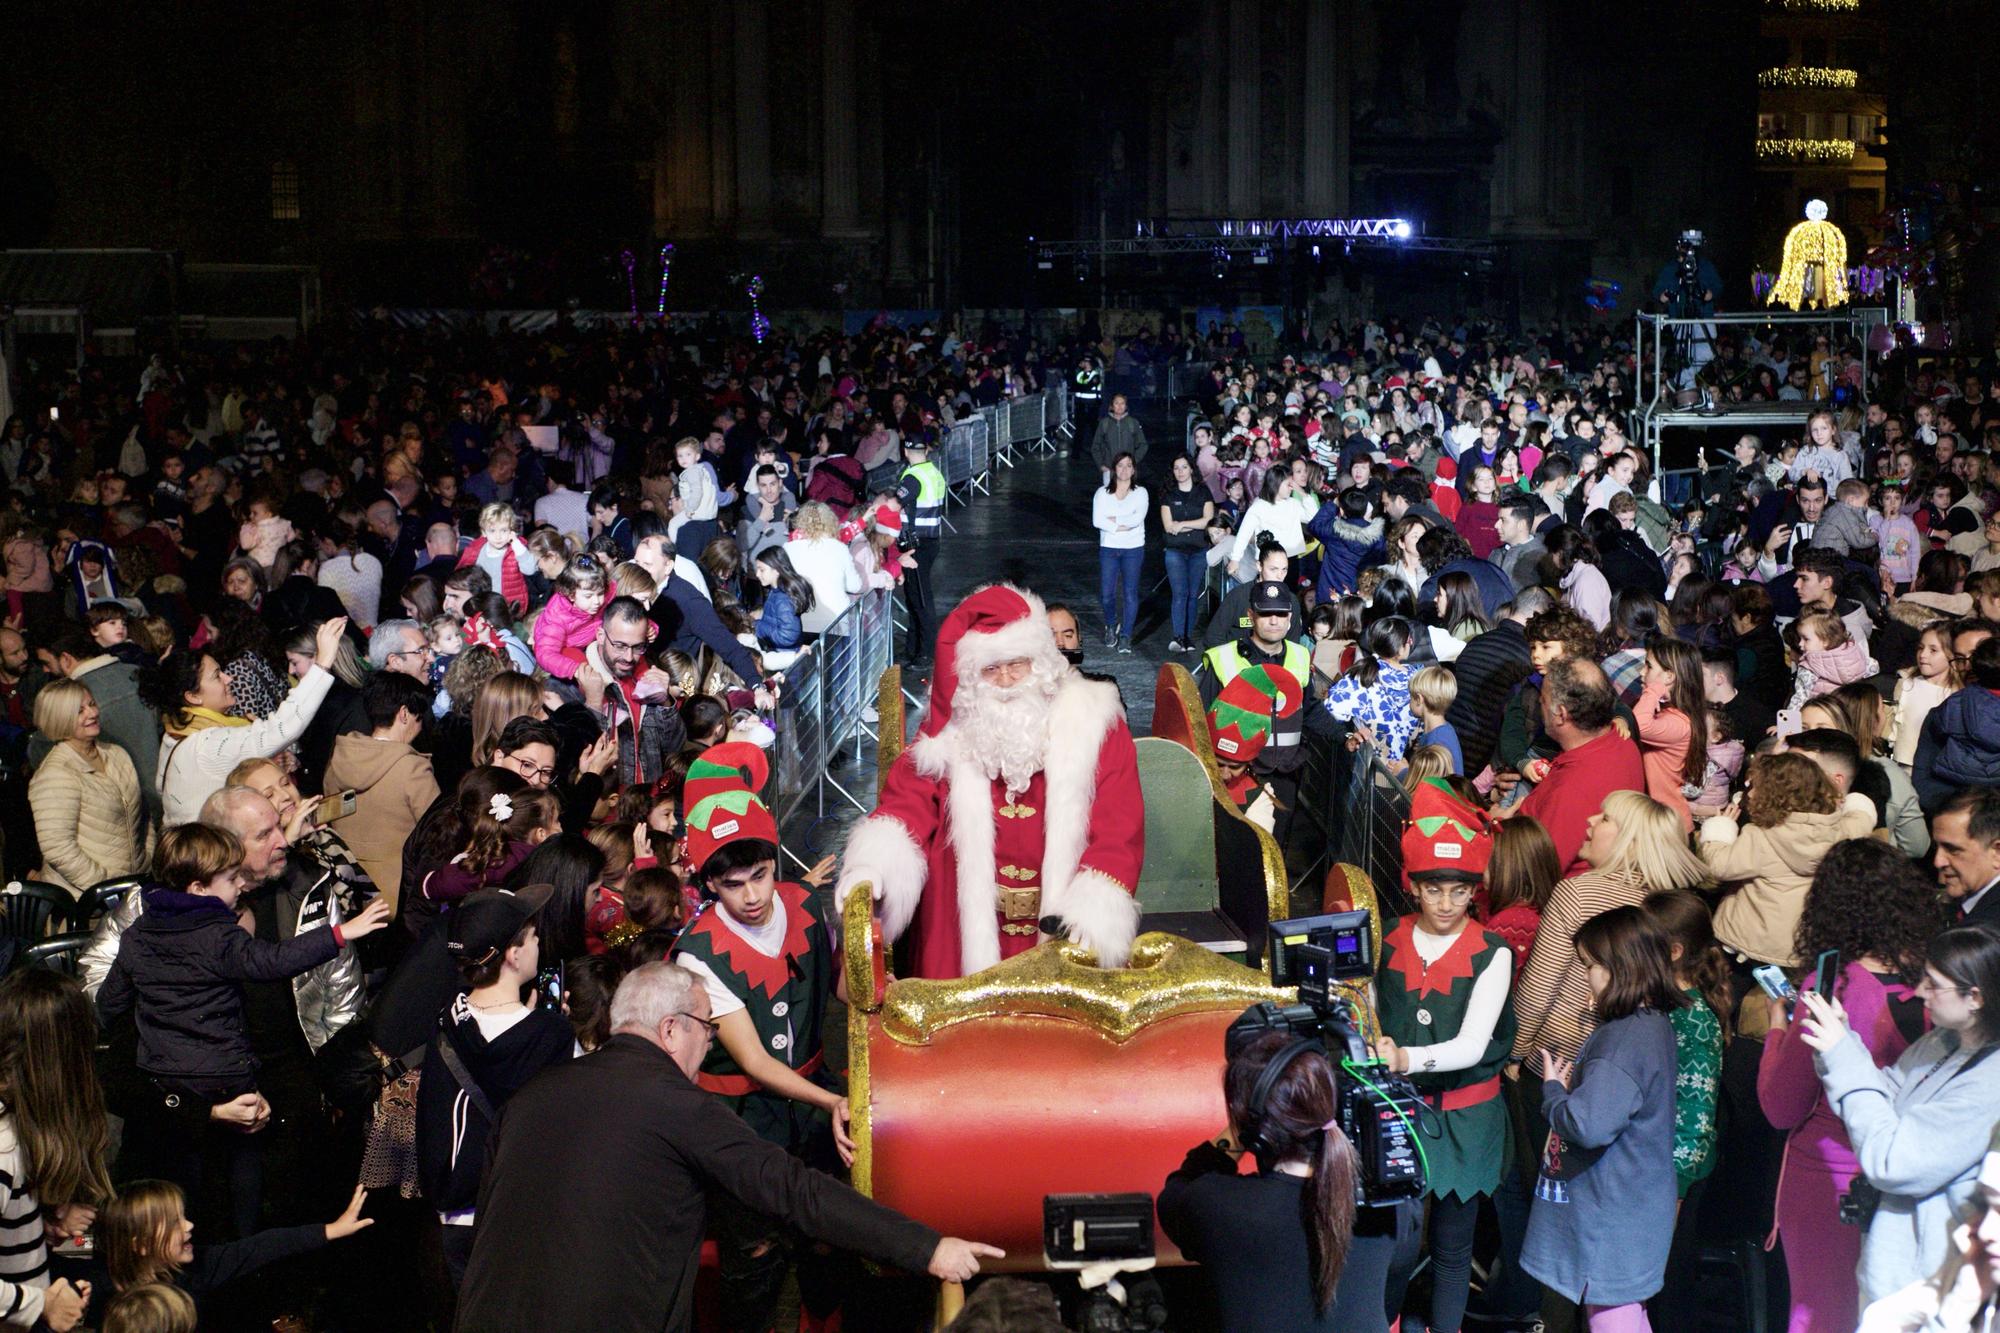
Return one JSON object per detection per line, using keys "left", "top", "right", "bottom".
{"left": 998, "top": 885, "right": 1042, "bottom": 921}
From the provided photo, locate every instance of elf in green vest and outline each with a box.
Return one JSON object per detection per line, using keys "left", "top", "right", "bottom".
{"left": 671, "top": 771, "right": 852, "bottom": 1333}
{"left": 1205, "top": 665, "right": 1302, "bottom": 834}
{"left": 1370, "top": 777, "right": 1517, "bottom": 1333}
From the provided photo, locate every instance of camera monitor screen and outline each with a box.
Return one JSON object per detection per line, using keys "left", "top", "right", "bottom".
{"left": 1268, "top": 910, "right": 1373, "bottom": 988}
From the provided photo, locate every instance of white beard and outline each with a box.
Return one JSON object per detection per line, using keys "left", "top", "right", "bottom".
{"left": 949, "top": 671, "right": 1058, "bottom": 795}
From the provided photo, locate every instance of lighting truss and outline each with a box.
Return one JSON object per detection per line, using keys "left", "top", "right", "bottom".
{"left": 1137, "top": 217, "right": 1416, "bottom": 240}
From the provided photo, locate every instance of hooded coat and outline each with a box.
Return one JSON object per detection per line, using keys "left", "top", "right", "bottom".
{"left": 1912, "top": 686, "right": 2000, "bottom": 814}
{"left": 322, "top": 733, "right": 439, "bottom": 913}
{"left": 1696, "top": 794, "right": 1877, "bottom": 964}
{"left": 1305, "top": 509, "right": 1383, "bottom": 602}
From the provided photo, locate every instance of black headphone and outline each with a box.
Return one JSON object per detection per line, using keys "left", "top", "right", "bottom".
{"left": 1238, "top": 1036, "right": 1328, "bottom": 1157}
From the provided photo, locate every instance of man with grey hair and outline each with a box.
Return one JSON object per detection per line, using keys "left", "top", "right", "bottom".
{"left": 368, "top": 618, "right": 431, "bottom": 679}
{"left": 458, "top": 962, "right": 1001, "bottom": 1331}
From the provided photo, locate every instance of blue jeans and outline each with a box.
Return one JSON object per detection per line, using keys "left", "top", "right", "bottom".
{"left": 1099, "top": 545, "right": 1143, "bottom": 638}
{"left": 1163, "top": 547, "right": 1204, "bottom": 641}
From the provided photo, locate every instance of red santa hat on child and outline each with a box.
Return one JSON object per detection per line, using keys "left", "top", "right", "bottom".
{"left": 1400, "top": 778, "right": 1494, "bottom": 890}
{"left": 919, "top": 583, "right": 1063, "bottom": 740}
{"left": 1206, "top": 665, "right": 1303, "bottom": 764}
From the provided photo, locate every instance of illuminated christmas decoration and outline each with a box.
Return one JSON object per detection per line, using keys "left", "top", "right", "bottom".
{"left": 1755, "top": 138, "right": 1856, "bottom": 166}
{"left": 655, "top": 243, "right": 675, "bottom": 316}
{"left": 1766, "top": 0, "right": 1858, "bottom": 10}
{"left": 1754, "top": 265, "right": 1884, "bottom": 303}
{"left": 747, "top": 274, "right": 770, "bottom": 343}
{"left": 1756, "top": 66, "right": 1859, "bottom": 90}
{"left": 1767, "top": 199, "right": 1851, "bottom": 310}
{"left": 620, "top": 249, "right": 639, "bottom": 326}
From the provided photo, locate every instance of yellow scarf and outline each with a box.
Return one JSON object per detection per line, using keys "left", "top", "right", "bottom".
{"left": 165, "top": 706, "right": 251, "bottom": 739}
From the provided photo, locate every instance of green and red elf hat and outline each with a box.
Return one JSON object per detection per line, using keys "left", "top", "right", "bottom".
{"left": 683, "top": 742, "right": 771, "bottom": 812}
{"left": 1401, "top": 777, "right": 1494, "bottom": 890}
{"left": 685, "top": 788, "right": 780, "bottom": 873}
{"left": 1207, "top": 665, "right": 1303, "bottom": 764}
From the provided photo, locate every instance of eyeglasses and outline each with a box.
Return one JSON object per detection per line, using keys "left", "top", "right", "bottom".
{"left": 1916, "top": 976, "right": 1972, "bottom": 998}
{"left": 1416, "top": 885, "right": 1474, "bottom": 904}
{"left": 672, "top": 1011, "right": 720, "bottom": 1037}
{"left": 504, "top": 757, "right": 557, "bottom": 783}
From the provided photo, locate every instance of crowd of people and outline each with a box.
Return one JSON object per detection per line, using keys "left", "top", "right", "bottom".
{"left": 0, "top": 301, "right": 1997, "bottom": 1333}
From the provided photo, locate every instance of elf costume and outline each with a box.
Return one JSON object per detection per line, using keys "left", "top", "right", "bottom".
{"left": 1375, "top": 779, "right": 1515, "bottom": 1203}
{"left": 669, "top": 778, "right": 853, "bottom": 1331}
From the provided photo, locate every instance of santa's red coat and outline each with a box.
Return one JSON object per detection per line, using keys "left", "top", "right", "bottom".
{"left": 838, "top": 673, "right": 1144, "bottom": 978}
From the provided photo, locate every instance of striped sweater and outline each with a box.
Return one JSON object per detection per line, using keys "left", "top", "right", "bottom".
{"left": 1510, "top": 866, "right": 1653, "bottom": 1065}
{"left": 0, "top": 1112, "right": 49, "bottom": 1328}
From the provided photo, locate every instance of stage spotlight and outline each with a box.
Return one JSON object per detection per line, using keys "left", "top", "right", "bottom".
{"left": 1035, "top": 245, "right": 1054, "bottom": 271}
{"left": 1210, "top": 243, "right": 1230, "bottom": 281}
{"left": 1392, "top": 220, "right": 1413, "bottom": 239}
{"left": 1251, "top": 245, "right": 1272, "bottom": 266}
{"left": 1073, "top": 256, "right": 1090, "bottom": 283}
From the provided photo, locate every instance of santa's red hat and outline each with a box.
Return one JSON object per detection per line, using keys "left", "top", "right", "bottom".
{"left": 920, "top": 583, "right": 1060, "bottom": 739}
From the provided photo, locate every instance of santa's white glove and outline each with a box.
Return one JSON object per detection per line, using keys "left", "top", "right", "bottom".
{"left": 832, "top": 869, "right": 884, "bottom": 916}
{"left": 1062, "top": 919, "right": 1135, "bottom": 970}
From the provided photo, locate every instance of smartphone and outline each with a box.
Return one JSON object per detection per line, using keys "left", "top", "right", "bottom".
{"left": 1752, "top": 964, "right": 1798, "bottom": 1004}
{"left": 1774, "top": 709, "right": 1802, "bottom": 741}
{"left": 333, "top": 788, "right": 359, "bottom": 820}
{"left": 1811, "top": 948, "right": 1841, "bottom": 1000}
{"left": 537, "top": 965, "right": 564, "bottom": 1013}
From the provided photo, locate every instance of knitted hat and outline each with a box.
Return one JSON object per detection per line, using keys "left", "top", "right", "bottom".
{"left": 920, "top": 584, "right": 1059, "bottom": 739}
{"left": 1401, "top": 778, "right": 1493, "bottom": 887}
{"left": 685, "top": 789, "right": 779, "bottom": 873}
{"left": 1207, "top": 665, "right": 1303, "bottom": 764}
{"left": 683, "top": 742, "right": 770, "bottom": 812}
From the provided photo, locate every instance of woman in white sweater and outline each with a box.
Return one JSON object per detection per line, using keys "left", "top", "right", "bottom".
{"left": 1093, "top": 452, "right": 1149, "bottom": 654}
{"left": 26, "top": 681, "right": 152, "bottom": 894}
{"left": 783, "top": 502, "right": 865, "bottom": 636}
{"left": 141, "top": 617, "right": 349, "bottom": 826}
{"left": 1225, "top": 468, "right": 1309, "bottom": 581}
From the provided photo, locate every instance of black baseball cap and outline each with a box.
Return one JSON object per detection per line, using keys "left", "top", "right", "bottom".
{"left": 446, "top": 884, "right": 554, "bottom": 966}
{"left": 1250, "top": 582, "right": 1294, "bottom": 616}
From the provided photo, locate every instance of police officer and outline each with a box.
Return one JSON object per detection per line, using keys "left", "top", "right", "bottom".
{"left": 1072, "top": 355, "right": 1103, "bottom": 454}
{"left": 897, "top": 434, "right": 946, "bottom": 668}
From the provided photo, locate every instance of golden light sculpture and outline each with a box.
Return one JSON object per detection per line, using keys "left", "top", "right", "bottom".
{"left": 1756, "top": 67, "right": 1859, "bottom": 90}
{"left": 1755, "top": 138, "right": 1857, "bottom": 166}
{"left": 1767, "top": 199, "right": 1851, "bottom": 311}
{"left": 1767, "top": 0, "right": 1858, "bottom": 9}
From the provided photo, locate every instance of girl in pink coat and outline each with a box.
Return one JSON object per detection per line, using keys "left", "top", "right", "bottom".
{"left": 532, "top": 554, "right": 609, "bottom": 680}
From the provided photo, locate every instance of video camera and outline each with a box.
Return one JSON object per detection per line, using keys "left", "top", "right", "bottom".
{"left": 1228, "top": 911, "right": 1429, "bottom": 1207}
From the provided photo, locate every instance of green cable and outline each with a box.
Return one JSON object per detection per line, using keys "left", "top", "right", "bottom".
{"left": 1339, "top": 1057, "right": 1433, "bottom": 1185}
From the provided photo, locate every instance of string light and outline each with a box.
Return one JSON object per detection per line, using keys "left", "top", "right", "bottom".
{"left": 620, "top": 249, "right": 639, "bottom": 327}
{"left": 1767, "top": 199, "right": 1850, "bottom": 311}
{"left": 1766, "top": 0, "right": 1858, "bottom": 10}
{"left": 1755, "top": 138, "right": 1855, "bottom": 165}
{"left": 655, "top": 243, "right": 675, "bottom": 316}
{"left": 747, "top": 274, "right": 770, "bottom": 343}
{"left": 1757, "top": 66, "right": 1858, "bottom": 90}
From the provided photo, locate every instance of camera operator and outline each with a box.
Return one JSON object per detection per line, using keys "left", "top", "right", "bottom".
{"left": 1159, "top": 1030, "right": 1414, "bottom": 1332}
{"left": 1371, "top": 781, "right": 1516, "bottom": 1333}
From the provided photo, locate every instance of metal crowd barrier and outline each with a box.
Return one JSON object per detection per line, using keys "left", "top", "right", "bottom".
{"left": 941, "top": 416, "right": 992, "bottom": 505}
{"left": 1293, "top": 730, "right": 1413, "bottom": 918}
{"left": 769, "top": 587, "right": 904, "bottom": 869}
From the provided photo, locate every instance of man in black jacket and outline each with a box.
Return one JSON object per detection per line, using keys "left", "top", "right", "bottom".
{"left": 457, "top": 962, "right": 999, "bottom": 1333}
{"left": 1446, "top": 588, "right": 1547, "bottom": 777}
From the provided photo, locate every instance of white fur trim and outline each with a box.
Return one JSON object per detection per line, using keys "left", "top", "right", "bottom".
{"left": 836, "top": 816, "right": 928, "bottom": 944}
{"left": 1054, "top": 868, "right": 1140, "bottom": 968}
{"left": 941, "top": 745, "right": 1003, "bottom": 973}
{"left": 950, "top": 586, "right": 1054, "bottom": 676}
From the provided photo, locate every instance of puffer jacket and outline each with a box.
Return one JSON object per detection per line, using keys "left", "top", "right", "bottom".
{"left": 1913, "top": 685, "right": 2000, "bottom": 815}
{"left": 28, "top": 740, "right": 152, "bottom": 892}
{"left": 530, "top": 591, "right": 600, "bottom": 681}
{"left": 82, "top": 857, "right": 362, "bottom": 1053}
{"left": 96, "top": 885, "right": 342, "bottom": 1096}
{"left": 1696, "top": 794, "right": 1876, "bottom": 965}
{"left": 1306, "top": 509, "right": 1383, "bottom": 602}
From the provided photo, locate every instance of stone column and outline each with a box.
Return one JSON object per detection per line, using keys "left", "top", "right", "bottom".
{"left": 1226, "top": 3, "right": 1260, "bottom": 215}
{"left": 733, "top": 0, "right": 772, "bottom": 235}
{"left": 821, "top": 0, "right": 864, "bottom": 236}
{"left": 1302, "top": 0, "right": 1337, "bottom": 214}
{"left": 658, "top": 0, "right": 712, "bottom": 235}
{"left": 1494, "top": 0, "right": 1551, "bottom": 233}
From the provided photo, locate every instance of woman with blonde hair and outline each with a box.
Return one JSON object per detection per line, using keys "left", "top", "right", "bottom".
{"left": 784, "top": 500, "right": 864, "bottom": 635}
{"left": 28, "top": 679, "right": 152, "bottom": 893}
{"left": 1696, "top": 750, "right": 1874, "bottom": 966}
{"left": 471, "top": 671, "right": 545, "bottom": 768}
{"left": 1513, "top": 790, "right": 1712, "bottom": 1069}
{"left": 612, "top": 560, "right": 658, "bottom": 604}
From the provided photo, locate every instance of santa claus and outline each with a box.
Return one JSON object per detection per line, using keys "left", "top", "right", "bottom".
{"left": 835, "top": 584, "right": 1145, "bottom": 978}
